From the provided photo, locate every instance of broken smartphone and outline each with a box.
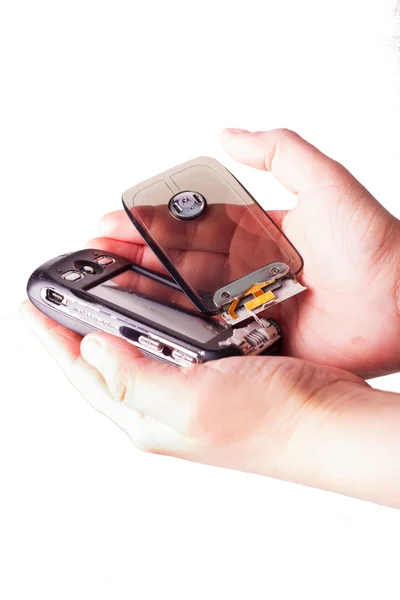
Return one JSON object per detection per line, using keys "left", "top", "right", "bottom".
{"left": 122, "top": 156, "right": 306, "bottom": 326}
{"left": 27, "top": 249, "right": 283, "bottom": 367}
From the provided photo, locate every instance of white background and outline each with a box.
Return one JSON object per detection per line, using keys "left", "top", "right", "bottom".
{"left": 1, "top": 1, "right": 400, "bottom": 598}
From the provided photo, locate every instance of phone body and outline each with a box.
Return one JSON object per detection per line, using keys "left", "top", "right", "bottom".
{"left": 27, "top": 249, "right": 282, "bottom": 367}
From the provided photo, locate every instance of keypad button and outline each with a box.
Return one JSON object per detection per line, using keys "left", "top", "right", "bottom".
{"left": 61, "top": 270, "right": 83, "bottom": 282}
{"left": 94, "top": 256, "right": 115, "bottom": 266}
{"left": 81, "top": 265, "right": 96, "bottom": 274}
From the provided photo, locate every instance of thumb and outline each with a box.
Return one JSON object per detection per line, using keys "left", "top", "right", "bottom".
{"left": 80, "top": 333, "right": 197, "bottom": 432}
{"left": 220, "top": 128, "right": 400, "bottom": 268}
{"left": 220, "top": 127, "right": 386, "bottom": 213}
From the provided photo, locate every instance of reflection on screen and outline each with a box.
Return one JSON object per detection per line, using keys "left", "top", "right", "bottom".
{"left": 88, "top": 269, "right": 227, "bottom": 344}
{"left": 133, "top": 202, "right": 289, "bottom": 295}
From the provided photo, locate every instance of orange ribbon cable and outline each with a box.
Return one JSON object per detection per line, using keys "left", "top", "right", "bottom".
{"left": 227, "top": 282, "right": 276, "bottom": 320}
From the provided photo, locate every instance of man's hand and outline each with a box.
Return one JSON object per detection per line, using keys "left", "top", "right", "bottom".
{"left": 21, "top": 128, "right": 400, "bottom": 508}
{"left": 89, "top": 129, "right": 400, "bottom": 378}
{"left": 20, "top": 300, "right": 400, "bottom": 508}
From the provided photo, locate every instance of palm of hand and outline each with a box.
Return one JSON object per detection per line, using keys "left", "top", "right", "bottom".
{"left": 275, "top": 183, "right": 400, "bottom": 377}
{"left": 216, "top": 127, "right": 400, "bottom": 378}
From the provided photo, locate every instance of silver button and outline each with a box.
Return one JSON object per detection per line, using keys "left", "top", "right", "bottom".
{"left": 82, "top": 265, "right": 96, "bottom": 274}
{"left": 61, "top": 270, "right": 83, "bottom": 281}
{"left": 94, "top": 256, "right": 115, "bottom": 266}
{"left": 138, "top": 335, "right": 163, "bottom": 352}
{"left": 171, "top": 349, "right": 197, "bottom": 365}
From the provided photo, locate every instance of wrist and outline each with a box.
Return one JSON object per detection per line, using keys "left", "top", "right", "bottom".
{"left": 315, "top": 386, "right": 400, "bottom": 507}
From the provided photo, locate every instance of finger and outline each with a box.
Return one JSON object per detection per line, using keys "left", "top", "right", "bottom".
{"left": 85, "top": 237, "right": 169, "bottom": 273}
{"left": 103, "top": 204, "right": 245, "bottom": 253}
{"left": 220, "top": 128, "right": 379, "bottom": 203}
{"left": 20, "top": 299, "right": 83, "bottom": 375}
{"left": 20, "top": 299, "right": 121, "bottom": 420}
{"left": 264, "top": 209, "right": 287, "bottom": 229}
{"left": 20, "top": 300, "right": 113, "bottom": 407}
{"left": 99, "top": 209, "right": 147, "bottom": 243}
{"left": 20, "top": 301, "right": 183, "bottom": 448}
{"left": 85, "top": 237, "right": 235, "bottom": 297}
{"left": 80, "top": 332, "right": 198, "bottom": 432}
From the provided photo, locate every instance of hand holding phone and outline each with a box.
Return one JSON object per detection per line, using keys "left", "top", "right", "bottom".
{"left": 27, "top": 156, "right": 309, "bottom": 367}
{"left": 22, "top": 128, "right": 400, "bottom": 509}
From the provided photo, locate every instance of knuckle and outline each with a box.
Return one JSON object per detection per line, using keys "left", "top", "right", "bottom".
{"left": 107, "top": 363, "right": 129, "bottom": 403}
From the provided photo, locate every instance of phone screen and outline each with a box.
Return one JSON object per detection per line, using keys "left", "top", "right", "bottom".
{"left": 88, "top": 268, "right": 228, "bottom": 344}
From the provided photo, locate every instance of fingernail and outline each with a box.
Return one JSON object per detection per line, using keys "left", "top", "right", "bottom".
{"left": 81, "top": 337, "right": 104, "bottom": 369}
{"left": 227, "top": 128, "right": 250, "bottom": 134}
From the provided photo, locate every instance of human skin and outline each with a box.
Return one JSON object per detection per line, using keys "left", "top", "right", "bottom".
{"left": 20, "top": 300, "right": 400, "bottom": 508}
{"left": 21, "top": 129, "right": 400, "bottom": 507}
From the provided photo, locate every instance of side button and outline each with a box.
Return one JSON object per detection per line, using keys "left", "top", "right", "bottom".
{"left": 138, "top": 335, "right": 163, "bottom": 353}
{"left": 171, "top": 349, "right": 197, "bottom": 366}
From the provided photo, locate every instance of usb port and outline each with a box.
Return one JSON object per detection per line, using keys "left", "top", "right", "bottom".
{"left": 45, "top": 289, "right": 65, "bottom": 306}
